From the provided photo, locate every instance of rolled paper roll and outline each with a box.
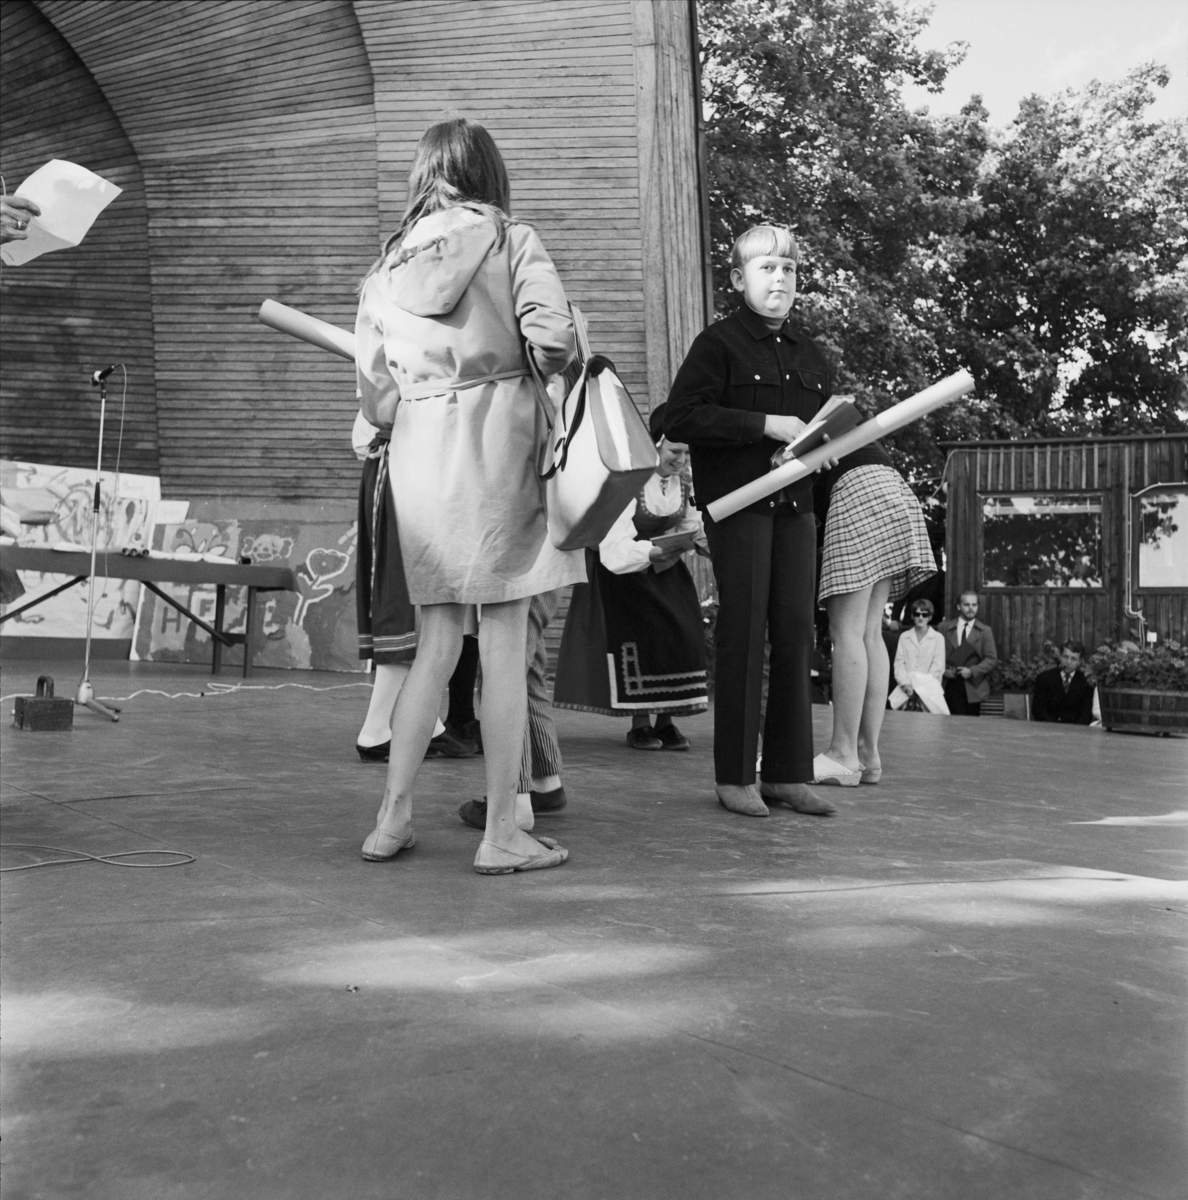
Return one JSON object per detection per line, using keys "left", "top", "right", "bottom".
{"left": 257, "top": 299, "right": 356, "bottom": 362}
{"left": 705, "top": 370, "right": 975, "bottom": 523}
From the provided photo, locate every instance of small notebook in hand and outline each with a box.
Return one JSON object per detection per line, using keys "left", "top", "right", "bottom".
{"left": 650, "top": 530, "right": 698, "bottom": 555}
{"left": 772, "top": 395, "right": 862, "bottom": 467}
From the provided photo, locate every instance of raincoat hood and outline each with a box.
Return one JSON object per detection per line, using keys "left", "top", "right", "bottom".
{"left": 378, "top": 208, "right": 499, "bottom": 318}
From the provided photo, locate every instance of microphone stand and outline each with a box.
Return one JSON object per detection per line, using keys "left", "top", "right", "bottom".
{"left": 76, "top": 370, "right": 121, "bottom": 721}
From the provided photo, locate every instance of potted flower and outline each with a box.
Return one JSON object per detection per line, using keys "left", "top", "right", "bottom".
{"left": 997, "top": 647, "right": 1057, "bottom": 720}
{"left": 1088, "top": 640, "right": 1188, "bottom": 736}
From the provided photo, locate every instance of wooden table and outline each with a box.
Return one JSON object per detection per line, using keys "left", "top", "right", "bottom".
{"left": 0, "top": 546, "right": 298, "bottom": 677}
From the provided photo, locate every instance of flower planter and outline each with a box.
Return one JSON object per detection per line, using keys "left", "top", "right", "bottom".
{"left": 1002, "top": 690, "right": 1030, "bottom": 721}
{"left": 1099, "top": 687, "right": 1188, "bottom": 737}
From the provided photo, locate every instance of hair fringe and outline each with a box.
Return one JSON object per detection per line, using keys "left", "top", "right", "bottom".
{"left": 730, "top": 224, "right": 801, "bottom": 271}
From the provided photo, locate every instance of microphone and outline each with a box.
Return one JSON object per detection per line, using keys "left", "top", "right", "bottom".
{"left": 91, "top": 364, "right": 119, "bottom": 385}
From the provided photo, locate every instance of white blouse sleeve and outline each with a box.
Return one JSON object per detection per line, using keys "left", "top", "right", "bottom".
{"left": 598, "top": 500, "right": 652, "bottom": 574}
{"left": 355, "top": 281, "right": 401, "bottom": 431}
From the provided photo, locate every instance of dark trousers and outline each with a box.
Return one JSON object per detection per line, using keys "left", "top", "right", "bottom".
{"left": 943, "top": 676, "right": 981, "bottom": 717}
{"left": 706, "top": 506, "right": 816, "bottom": 785}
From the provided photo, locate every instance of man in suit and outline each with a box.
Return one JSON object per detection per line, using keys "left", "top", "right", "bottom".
{"left": 939, "top": 592, "right": 998, "bottom": 716}
{"left": 1032, "top": 640, "right": 1096, "bottom": 725}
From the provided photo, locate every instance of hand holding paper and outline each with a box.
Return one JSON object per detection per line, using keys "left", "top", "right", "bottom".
{"left": 1, "top": 160, "right": 122, "bottom": 266}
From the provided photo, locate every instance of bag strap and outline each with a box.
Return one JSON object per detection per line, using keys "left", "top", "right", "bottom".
{"left": 528, "top": 301, "right": 593, "bottom": 477}
{"left": 571, "top": 303, "right": 591, "bottom": 365}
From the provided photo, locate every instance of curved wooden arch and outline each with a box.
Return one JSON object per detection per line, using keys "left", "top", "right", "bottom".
{"left": 2, "top": 0, "right": 702, "bottom": 501}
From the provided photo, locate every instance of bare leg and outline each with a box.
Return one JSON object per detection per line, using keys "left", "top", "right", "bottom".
{"left": 824, "top": 580, "right": 891, "bottom": 770}
{"left": 823, "top": 586, "right": 872, "bottom": 770}
{"left": 358, "top": 662, "right": 409, "bottom": 746}
{"left": 857, "top": 580, "right": 892, "bottom": 773}
{"left": 368, "top": 605, "right": 464, "bottom": 842}
{"left": 477, "top": 597, "right": 559, "bottom": 857}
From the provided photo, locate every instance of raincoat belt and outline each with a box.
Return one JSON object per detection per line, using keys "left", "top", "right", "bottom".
{"left": 401, "top": 368, "right": 529, "bottom": 401}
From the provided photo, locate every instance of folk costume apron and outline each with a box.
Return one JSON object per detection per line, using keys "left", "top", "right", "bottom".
{"left": 553, "top": 478, "right": 709, "bottom": 717}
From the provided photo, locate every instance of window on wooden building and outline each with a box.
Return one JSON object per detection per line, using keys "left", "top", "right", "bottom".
{"left": 981, "top": 493, "right": 1103, "bottom": 588}
{"left": 1137, "top": 485, "right": 1188, "bottom": 589}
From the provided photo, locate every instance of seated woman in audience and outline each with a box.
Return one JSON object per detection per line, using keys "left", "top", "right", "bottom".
{"left": 891, "top": 598, "right": 948, "bottom": 713}
{"left": 554, "top": 404, "right": 710, "bottom": 750}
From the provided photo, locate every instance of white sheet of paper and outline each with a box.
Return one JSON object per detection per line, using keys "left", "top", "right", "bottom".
{"left": 154, "top": 500, "right": 191, "bottom": 525}
{"left": 2, "top": 159, "right": 122, "bottom": 266}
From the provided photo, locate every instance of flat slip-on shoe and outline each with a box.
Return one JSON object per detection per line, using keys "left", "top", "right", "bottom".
{"left": 356, "top": 741, "right": 390, "bottom": 762}
{"left": 715, "top": 783, "right": 769, "bottom": 817}
{"left": 759, "top": 782, "right": 837, "bottom": 816}
{"left": 530, "top": 786, "right": 567, "bottom": 814}
{"left": 474, "top": 835, "right": 568, "bottom": 875}
{"left": 425, "top": 728, "right": 477, "bottom": 759}
{"left": 860, "top": 766, "right": 882, "bottom": 784}
{"left": 458, "top": 799, "right": 487, "bottom": 830}
{"left": 656, "top": 724, "right": 691, "bottom": 751}
{"left": 811, "top": 753, "right": 861, "bottom": 787}
{"left": 458, "top": 797, "right": 534, "bottom": 832}
{"left": 626, "top": 725, "right": 663, "bottom": 751}
{"left": 361, "top": 827, "right": 416, "bottom": 861}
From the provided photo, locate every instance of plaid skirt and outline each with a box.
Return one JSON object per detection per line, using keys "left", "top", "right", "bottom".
{"left": 819, "top": 465, "right": 936, "bottom": 604}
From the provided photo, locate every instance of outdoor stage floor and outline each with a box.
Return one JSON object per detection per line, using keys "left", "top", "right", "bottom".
{"left": 1, "top": 659, "right": 1184, "bottom": 1200}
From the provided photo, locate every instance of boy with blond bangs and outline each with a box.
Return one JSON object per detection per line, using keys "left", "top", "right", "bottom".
{"left": 664, "top": 224, "right": 834, "bottom": 819}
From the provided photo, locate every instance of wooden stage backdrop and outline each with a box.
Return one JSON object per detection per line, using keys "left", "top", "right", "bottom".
{"left": 943, "top": 434, "right": 1188, "bottom": 660}
{"left": 1, "top": 0, "right": 705, "bottom": 501}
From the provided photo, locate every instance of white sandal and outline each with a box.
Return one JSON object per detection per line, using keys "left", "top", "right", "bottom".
{"left": 812, "top": 753, "right": 861, "bottom": 787}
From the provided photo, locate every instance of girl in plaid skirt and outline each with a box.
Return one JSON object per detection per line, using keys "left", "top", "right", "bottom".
{"left": 812, "top": 423, "right": 937, "bottom": 786}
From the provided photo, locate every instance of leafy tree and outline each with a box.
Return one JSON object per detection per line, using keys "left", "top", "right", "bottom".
{"left": 946, "top": 65, "right": 1188, "bottom": 437}
{"left": 699, "top": 1, "right": 1188, "bottom": 496}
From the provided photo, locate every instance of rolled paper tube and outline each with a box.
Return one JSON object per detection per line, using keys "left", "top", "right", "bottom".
{"left": 257, "top": 299, "right": 356, "bottom": 362}
{"left": 705, "top": 370, "right": 975, "bottom": 523}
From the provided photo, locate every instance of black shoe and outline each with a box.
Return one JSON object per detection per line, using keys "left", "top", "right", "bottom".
{"left": 425, "top": 727, "right": 478, "bottom": 758}
{"left": 458, "top": 718, "right": 483, "bottom": 755}
{"left": 458, "top": 799, "right": 487, "bottom": 829}
{"left": 626, "top": 725, "right": 663, "bottom": 751}
{"left": 530, "top": 786, "right": 567, "bottom": 814}
{"left": 655, "top": 724, "right": 690, "bottom": 751}
{"left": 356, "top": 741, "right": 390, "bottom": 762}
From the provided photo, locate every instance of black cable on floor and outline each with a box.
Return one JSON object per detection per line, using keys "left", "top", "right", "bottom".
{"left": 0, "top": 843, "right": 195, "bottom": 872}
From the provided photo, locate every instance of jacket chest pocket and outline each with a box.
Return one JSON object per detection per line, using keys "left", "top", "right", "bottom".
{"left": 795, "top": 368, "right": 826, "bottom": 397}
{"left": 731, "top": 370, "right": 782, "bottom": 412}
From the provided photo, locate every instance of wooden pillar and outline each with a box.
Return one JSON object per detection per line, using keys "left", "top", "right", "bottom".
{"left": 632, "top": 0, "right": 706, "bottom": 414}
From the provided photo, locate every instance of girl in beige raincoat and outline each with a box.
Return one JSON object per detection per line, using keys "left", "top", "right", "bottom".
{"left": 355, "top": 118, "right": 584, "bottom": 874}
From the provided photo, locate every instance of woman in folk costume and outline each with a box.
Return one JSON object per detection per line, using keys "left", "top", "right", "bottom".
{"left": 354, "top": 118, "right": 584, "bottom": 874}
{"left": 351, "top": 409, "right": 420, "bottom": 762}
{"left": 554, "top": 403, "right": 710, "bottom": 749}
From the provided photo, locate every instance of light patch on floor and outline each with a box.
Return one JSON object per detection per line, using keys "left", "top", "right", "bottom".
{"left": 258, "top": 936, "right": 709, "bottom": 995}
{"left": 2, "top": 991, "right": 274, "bottom": 1058}
{"left": 1072, "top": 811, "right": 1188, "bottom": 826}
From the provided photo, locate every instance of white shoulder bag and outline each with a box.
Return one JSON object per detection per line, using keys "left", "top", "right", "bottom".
{"left": 539, "top": 306, "right": 659, "bottom": 551}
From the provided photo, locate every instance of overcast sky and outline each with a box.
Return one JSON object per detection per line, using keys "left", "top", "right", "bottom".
{"left": 899, "top": 0, "right": 1187, "bottom": 126}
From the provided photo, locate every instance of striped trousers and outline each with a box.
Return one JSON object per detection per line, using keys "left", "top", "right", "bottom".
{"left": 518, "top": 589, "right": 564, "bottom": 793}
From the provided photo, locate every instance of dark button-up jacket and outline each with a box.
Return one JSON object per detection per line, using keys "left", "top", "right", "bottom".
{"left": 1032, "top": 666, "right": 1095, "bottom": 725}
{"left": 663, "top": 305, "right": 830, "bottom": 518}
